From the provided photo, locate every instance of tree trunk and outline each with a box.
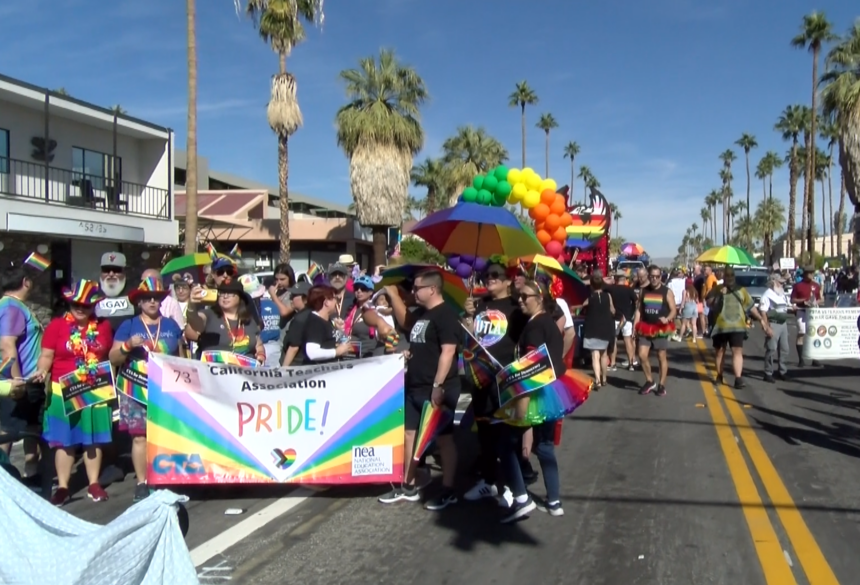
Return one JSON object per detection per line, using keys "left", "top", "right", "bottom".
{"left": 820, "top": 179, "right": 826, "bottom": 256}
{"left": 569, "top": 159, "right": 574, "bottom": 203}
{"left": 744, "top": 151, "right": 751, "bottom": 229}
{"left": 836, "top": 171, "right": 846, "bottom": 256}
{"left": 828, "top": 145, "right": 835, "bottom": 256}
{"left": 544, "top": 131, "right": 549, "bottom": 178}
{"left": 520, "top": 104, "right": 526, "bottom": 169}
{"left": 278, "top": 51, "right": 291, "bottom": 264}
{"left": 371, "top": 226, "right": 388, "bottom": 269}
{"left": 183, "top": 0, "right": 198, "bottom": 254}
{"left": 805, "top": 50, "right": 819, "bottom": 256}
{"left": 800, "top": 139, "right": 808, "bottom": 257}
{"left": 761, "top": 177, "right": 767, "bottom": 205}
{"left": 787, "top": 143, "right": 798, "bottom": 257}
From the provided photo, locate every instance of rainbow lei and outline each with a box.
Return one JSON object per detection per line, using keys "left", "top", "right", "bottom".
{"left": 66, "top": 313, "right": 100, "bottom": 384}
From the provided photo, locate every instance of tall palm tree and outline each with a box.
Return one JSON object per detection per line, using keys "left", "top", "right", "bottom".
{"left": 577, "top": 165, "right": 592, "bottom": 202}
{"left": 562, "top": 141, "right": 580, "bottom": 196}
{"left": 795, "top": 142, "right": 811, "bottom": 255}
{"left": 411, "top": 157, "right": 448, "bottom": 215}
{"left": 535, "top": 113, "right": 558, "bottom": 178}
{"left": 735, "top": 133, "right": 758, "bottom": 231}
{"left": 706, "top": 190, "right": 721, "bottom": 243}
{"left": 755, "top": 197, "right": 787, "bottom": 264}
{"left": 820, "top": 120, "right": 839, "bottom": 255}
{"left": 184, "top": 0, "right": 198, "bottom": 254}
{"left": 586, "top": 175, "right": 600, "bottom": 192}
{"left": 507, "top": 81, "right": 539, "bottom": 168}
{"left": 246, "top": 0, "right": 323, "bottom": 263}
{"left": 820, "top": 21, "right": 860, "bottom": 258}
{"left": 764, "top": 150, "right": 783, "bottom": 202}
{"left": 775, "top": 104, "right": 805, "bottom": 255}
{"left": 814, "top": 149, "right": 830, "bottom": 254}
{"left": 755, "top": 156, "right": 769, "bottom": 204}
{"left": 719, "top": 149, "right": 736, "bottom": 243}
{"left": 441, "top": 126, "right": 508, "bottom": 205}
{"left": 335, "top": 49, "right": 428, "bottom": 266}
{"left": 700, "top": 207, "right": 711, "bottom": 241}
{"left": 609, "top": 202, "right": 621, "bottom": 238}
{"left": 110, "top": 105, "right": 127, "bottom": 115}
{"left": 792, "top": 11, "right": 837, "bottom": 256}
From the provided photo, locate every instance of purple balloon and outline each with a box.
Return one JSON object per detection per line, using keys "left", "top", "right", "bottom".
{"left": 455, "top": 263, "right": 472, "bottom": 278}
{"left": 460, "top": 254, "right": 475, "bottom": 265}
{"left": 447, "top": 255, "right": 461, "bottom": 269}
{"left": 472, "top": 257, "right": 487, "bottom": 272}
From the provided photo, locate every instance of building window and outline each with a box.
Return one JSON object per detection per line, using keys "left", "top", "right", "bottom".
{"left": 174, "top": 168, "right": 186, "bottom": 186}
{"left": 0, "top": 128, "right": 9, "bottom": 174}
{"left": 72, "top": 146, "right": 121, "bottom": 190}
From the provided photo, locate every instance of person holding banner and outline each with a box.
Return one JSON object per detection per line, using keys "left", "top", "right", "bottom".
{"left": 300, "top": 285, "right": 354, "bottom": 364}
{"left": 790, "top": 266, "right": 823, "bottom": 367}
{"left": 344, "top": 275, "right": 395, "bottom": 358}
{"left": 282, "top": 281, "right": 311, "bottom": 366}
{"left": 32, "top": 280, "right": 114, "bottom": 506}
{"left": 108, "top": 278, "right": 183, "bottom": 501}
{"left": 185, "top": 277, "right": 265, "bottom": 361}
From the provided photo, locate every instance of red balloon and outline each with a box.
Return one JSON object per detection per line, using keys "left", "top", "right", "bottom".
{"left": 545, "top": 240, "right": 563, "bottom": 257}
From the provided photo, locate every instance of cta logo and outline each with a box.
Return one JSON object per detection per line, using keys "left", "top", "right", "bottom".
{"left": 271, "top": 448, "right": 297, "bottom": 469}
{"left": 152, "top": 453, "right": 206, "bottom": 475}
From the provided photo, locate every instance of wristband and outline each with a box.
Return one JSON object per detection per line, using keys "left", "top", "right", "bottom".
{"left": 121, "top": 341, "right": 132, "bottom": 354}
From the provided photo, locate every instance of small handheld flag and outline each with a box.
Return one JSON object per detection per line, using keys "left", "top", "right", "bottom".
{"left": 306, "top": 262, "right": 322, "bottom": 281}
{"left": 412, "top": 401, "right": 454, "bottom": 461}
{"left": 0, "top": 358, "right": 15, "bottom": 380}
{"left": 23, "top": 252, "right": 51, "bottom": 272}
{"left": 228, "top": 243, "right": 242, "bottom": 258}
{"left": 205, "top": 242, "right": 218, "bottom": 263}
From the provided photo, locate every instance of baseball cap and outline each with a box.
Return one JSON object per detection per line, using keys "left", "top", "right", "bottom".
{"left": 100, "top": 252, "right": 126, "bottom": 269}
{"left": 290, "top": 281, "right": 311, "bottom": 296}
{"left": 353, "top": 275, "right": 374, "bottom": 290}
{"left": 328, "top": 262, "right": 349, "bottom": 276}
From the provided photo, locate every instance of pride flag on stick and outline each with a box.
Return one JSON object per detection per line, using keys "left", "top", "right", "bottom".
{"left": 0, "top": 358, "right": 15, "bottom": 380}
{"left": 412, "top": 401, "right": 454, "bottom": 462}
{"left": 496, "top": 344, "right": 557, "bottom": 408}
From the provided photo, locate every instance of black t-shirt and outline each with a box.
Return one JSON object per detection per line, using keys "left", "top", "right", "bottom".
{"left": 300, "top": 312, "right": 337, "bottom": 364}
{"left": 473, "top": 296, "right": 527, "bottom": 365}
{"left": 606, "top": 284, "right": 637, "bottom": 321}
{"left": 284, "top": 308, "right": 311, "bottom": 365}
{"left": 406, "top": 303, "right": 461, "bottom": 389}
{"left": 518, "top": 312, "right": 566, "bottom": 378}
{"left": 333, "top": 291, "right": 355, "bottom": 321}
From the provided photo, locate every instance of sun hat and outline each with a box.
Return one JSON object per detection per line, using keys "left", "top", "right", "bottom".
{"left": 128, "top": 277, "right": 170, "bottom": 304}
{"left": 353, "top": 275, "right": 374, "bottom": 291}
{"left": 239, "top": 273, "right": 266, "bottom": 299}
{"left": 62, "top": 279, "right": 106, "bottom": 306}
{"left": 338, "top": 254, "right": 356, "bottom": 265}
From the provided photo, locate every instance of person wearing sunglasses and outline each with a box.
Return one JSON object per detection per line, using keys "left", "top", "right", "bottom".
{"left": 343, "top": 275, "right": 394, "bottom": 358}
{"left": 633, "top": 265, "right": 678, "bottom": 396}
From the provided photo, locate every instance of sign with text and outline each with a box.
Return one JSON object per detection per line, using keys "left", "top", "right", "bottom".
{"left": 59, "top": 361, "right": 116, "bottom": 416}
{"left": 146, "top": 353, "right": 405, "bottom": 485}
{"left": 802, "top": 307, "right": 860, "bottom": 361}
{"left": 116, "top": 360, "right": 148, "bottom": 405}
{"left": 496, "top": 344, "right": 556, "bottom": 408}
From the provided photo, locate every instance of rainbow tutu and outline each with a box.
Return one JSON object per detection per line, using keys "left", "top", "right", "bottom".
{"left": 634, "top": 321, "right": 676, "bottom": 338}
{"left": 494, "top": 369, "right": 593, "bottom": 427}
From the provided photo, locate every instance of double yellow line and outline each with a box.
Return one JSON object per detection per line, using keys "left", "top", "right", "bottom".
{"left": 687, "top": 339, "right": 840, "bottom": 585}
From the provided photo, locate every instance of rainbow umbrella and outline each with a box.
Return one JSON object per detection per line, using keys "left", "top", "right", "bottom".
{"left": 696, "top": 245, "right": 759, "bottom": 267}
{"left": 160, "top": 252, "right": 232, "bottom": 286}
{"left": 621, "top": 242, "right": 645, "bottom": 256}
{"left": 412, "top": 401, "right": 455, "bottom": 462}
{"left": 408, "top": 203, "right": 545, "bottom": 259}
{"left": 377, "top": 264, "right": 472, "bottom": 310}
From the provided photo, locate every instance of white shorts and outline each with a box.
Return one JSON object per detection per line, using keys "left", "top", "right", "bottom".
{"left": 796, "top": 310, "right": 806, "bottom": 335}
{"left": 615, "top": 320, "right": 633, "bottom": 337}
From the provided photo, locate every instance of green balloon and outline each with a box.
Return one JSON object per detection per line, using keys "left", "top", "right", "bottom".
{"left": 477, "top": 189, "right": 493, "bottom": 205}
{"left": 495, "top": 180, "right": 512, "bottom": 197}
{"left": 462, "top": 187, "right": 478, "bottom": 202}
{"left": 472, "top": 175, "right": 484, "bottom": 190}
{"left": 494, "top": 165, "right": 510, "bottom": 181}
{"left": 482, "top": 175, "right": 499, "bottom": 193}
{"left": 492, "top": 191, "right": 507, "bottom": 206}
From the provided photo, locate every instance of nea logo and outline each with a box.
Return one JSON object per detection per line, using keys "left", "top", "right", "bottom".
{"left": 353, "top": 446, "right": 376, "bottom": 458}
{"left": 153, "top": 454, "right": 206, "bottom": 475}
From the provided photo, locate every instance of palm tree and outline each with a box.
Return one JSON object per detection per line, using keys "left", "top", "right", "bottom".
{"left": 820, "top": 21, "right": 860, "bottom": 258}
{"left": 335, "top": 49, "right": 428, "bottom": 266}
{"left": 609, "top": 202, "right": 621, "bottom": 238}
{"left": 184, "top": 0, "right": 198, "bottom": 254}
{"left": 775, "top": 104, "right": 805, "bottom": 255}
{"left": 795, "top": 142, "right": 811, "bottom": 254}
{"left": 110, "top": 105, "right": 127, "bottom": 115}
{"left": 411, "top": 157, "right": 448, "bottom": 214}
{"left": 562, "top": 141, "right": 580, "bottom": 196}
{"left": 700, "top": 207, "right": 711, "bottom": 241}
{"left": 577, "top": 165, "right": 592, "bottom": 202}
{"left": 719, "top": 149, "right": 736, "bottom": 243}
{"left": 441, "top": 126, "right": 508, "bottom": 205}
{"left": 585, "top": 175, "right": 600, "bottom": 193}
{"left": 53, "top": 87, "right": 69, "bottom": 96}
{"left": 246, "top": 0, "right": 323, "bottom": 263}
{"left": 706, "top": 190, "right": 721, "bottom": 243}
{"left": 755, "top": 156, "right": 769, "bottom": 204}
{"left": 814, "top": 149, "right": 830, "bottom": 254}
{"left": 764, "top": 150, "right": 783, "bottom": 202}
{"left": 755, "top": 197, "right": 787, "bottom": 264}
{"left": 820, "top": 120, "right": 839, "bottom": 255}
{"left": 535, "top": 113, "right": 558, "bottom": 178}
{"left": 507, "top": 81, "right": 539, "bottom": 168}
{"left": 735, "top": 133, "right": 758, "bottom": 229}
{"left": 792, "top": 11, "right": 837, "bottom": 256}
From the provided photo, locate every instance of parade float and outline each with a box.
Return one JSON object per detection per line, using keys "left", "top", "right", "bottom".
{"left": 560, "top": 185, "right": 611, "bottom": 275}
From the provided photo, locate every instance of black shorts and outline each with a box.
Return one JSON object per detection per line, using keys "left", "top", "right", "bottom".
{"left": 712, "top": 332, "right": 746, "bottom": 349}
{"left": 405, "top": 379, "right": 461, "bottom": 435}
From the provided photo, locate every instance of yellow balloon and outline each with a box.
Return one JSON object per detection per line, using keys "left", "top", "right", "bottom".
{"left": 525, "top": 173, "right": 543, "bottom": 192}
{"left": 522, "top": 167, "right": 535, "bottom": 177}
{"left": 511, "top": 182, "right": 528, "bottom": 200}
{"left": 506, "top": 168, "right": 522, "bottom": 185}
{"left": 540, "top": 178, "right": 558, "bottom": 193}
{"left": 523, "top": 189, "right": 541, "bottom": 209}
{"left": 506, "top": 194, "right": 518, "bottom": 205}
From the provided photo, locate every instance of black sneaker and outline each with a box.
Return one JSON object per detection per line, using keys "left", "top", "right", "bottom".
{"left": 715, "top": 374, "right": 724, "bottom": 386}
{"left": 655, "top": 384, "right": 667, "bottom": 397}
{"left": 639, "top": 381, "right": 656, "bottom": 395}
{"left": 133, "top": 482, "right": 150, "bottom": 502}
{"left": 424, "top": 491, "right": 457, "bottom": 511}
{"left": 734, "top": 377, "right": 746, "bottom": 389}
{"left": 774, "top": 372, "right": 788, "bottom": 381}
{"left": 763, "top": 374, "right": 775, "bottom": 383}
{"left": 501, "top": 496, "right": 536, "bottom": 523}
{"left": 378, "top": 484, "right": 420, "bottom": 504}
{"left": 535, "top": 499, "right": 564, "bottom": 517}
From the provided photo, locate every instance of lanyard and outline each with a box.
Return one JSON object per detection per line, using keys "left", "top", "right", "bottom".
{"left": 223, "top": 315, "right": 244, "bottom": 349}
{"left": 140, "top": 316, "right": 162, "bottom": 350}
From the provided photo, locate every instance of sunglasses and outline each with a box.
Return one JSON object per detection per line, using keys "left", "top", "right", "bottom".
{"left": 101, "top": 267, "right": 123, "bottom": 275}
{"left": 518, "top": 292, "right": 539, "bottom": 301}
{"left": 354, "top": 286, "right": 373, "bottom": 293}
{"left": 70, "top": 303, "right": 93, "bottom": 310}
{"left": 486, "top": 271, "right": 505, "bottom": 280}
{"left": 329, "top": 273, "right": 346, "bottom": 279}
{"left": 215, "top": 268, "right": 236, "bottom": 276}
{"left": 649, "top": 274, "right": 662, "bottom": 279}
{"left": 139, "top": 297, "right": 161, "bottom": 303}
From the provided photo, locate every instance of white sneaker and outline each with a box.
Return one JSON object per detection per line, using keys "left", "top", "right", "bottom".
{"left": 497, "top": 487, "right": 514, "bottom": 508}
{"left": 464, "top": 479, "right": 498, "bottom": 501}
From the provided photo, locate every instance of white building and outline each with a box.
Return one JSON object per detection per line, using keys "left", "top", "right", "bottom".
{"left": 0, "top": 72, "right": 177, "bottom": 285}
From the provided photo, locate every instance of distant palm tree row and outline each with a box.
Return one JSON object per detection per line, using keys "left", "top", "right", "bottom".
{"left": 675, "top": 11, "right": 860, "bottom": 267}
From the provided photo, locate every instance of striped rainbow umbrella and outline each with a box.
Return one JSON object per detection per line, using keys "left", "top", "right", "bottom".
{"left": 621, "top": 242, "right": 645, "bottom": 256}
{"left": 696, "top": 245, "right": 759, "bottom": 266}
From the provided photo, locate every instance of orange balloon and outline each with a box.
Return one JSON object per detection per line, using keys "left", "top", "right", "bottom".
{"left": 536, "top": 229, "right": 552, "bottom": 246}
{"left": 544, "top": 213, "right": 560, "bottom": 231}
{"left": 550, "top": 196, "right": 566, "bottom": 216}
{"left": 559, "top": 212, "right": 573, "bottom": 227}
{"left": 534, "top": 221, "right": 545, "bottom": 232}
{"left": 552, "top": 226, "right": 567, "bottom": 242}
{"left": 532, "top": 203, "right": 550, "bottom": 222}
{"left": 540, "top": 189, "right": 557, "bottom": 205}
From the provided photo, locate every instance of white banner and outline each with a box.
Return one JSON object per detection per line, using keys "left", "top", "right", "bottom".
{"left": 801, "top": 307, "right": 860, "bottom": 361}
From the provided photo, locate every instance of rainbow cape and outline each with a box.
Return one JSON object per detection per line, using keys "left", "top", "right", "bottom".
{"left": 412, "top": 401, "right": 454, "bottom": 462}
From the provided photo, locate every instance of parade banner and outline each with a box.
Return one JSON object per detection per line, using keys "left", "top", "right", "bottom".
{"left": 59, "top": 361, "right": 116, "bottom": 416}
{"left": 146, "top": 353, "right": 405, "bottom": 485}
{"left": 496, "top": 344, "right": 556, "bottom": 408}
{"left": 802, "top": 307, "right": 860, "bottom": 361}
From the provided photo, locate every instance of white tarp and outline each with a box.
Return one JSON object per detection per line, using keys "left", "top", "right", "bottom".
{"left": 0, "top": 467, "right": 198, "bottom": 585}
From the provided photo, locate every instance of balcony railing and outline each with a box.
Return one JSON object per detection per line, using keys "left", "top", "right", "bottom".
{"left": 0, "top": 156, "right": 171, "bottom": 220}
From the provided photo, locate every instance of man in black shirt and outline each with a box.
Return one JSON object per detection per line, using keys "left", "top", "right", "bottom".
{"left": 379, "top": 270, "right": 461, "bottom": 510}
{"left": 282, "top": 282, "right": 311, "bottom": 366}
{"left": 607, "top": 271, "right": 639, "bottom": 370}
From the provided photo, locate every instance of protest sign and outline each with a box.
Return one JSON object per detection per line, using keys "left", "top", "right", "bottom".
{"left": 802, "top": 307, "right": 860, "bottom": 361}
{"left": 496, "top": 344, "right": 556, "bottom": 408}
{"left": 59, "top": 361, "right": 116, "bottom": 416}
{"left": 146, "top": 353, "right": 405, "bottom": 485}
{"left": 116, "top": 360, "right": 148, "bottom": 405}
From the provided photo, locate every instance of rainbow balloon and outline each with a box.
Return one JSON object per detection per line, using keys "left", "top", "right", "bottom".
{"left": 412, "top": 401, "right": 454, "bottom": 462}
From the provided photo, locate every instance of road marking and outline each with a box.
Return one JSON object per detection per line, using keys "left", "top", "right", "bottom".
{"left": 715, "top": 374, "right": 841, "bottom": 585}
{"left": 189, "top": 488, "right": 315, "bottom": 567}
{"left": 784, "top": 550, "right": 794, "bottom": 567}
{"left": 687, "top": 341, "right": 797, "bottom": 584}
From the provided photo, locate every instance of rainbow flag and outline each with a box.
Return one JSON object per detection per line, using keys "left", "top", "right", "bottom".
{"left": 24, "top": 252, "right": 51, "bottom": 272}
{"left": 412, "top": 401, "right": 454, "bottom": 461}
{"left": 116, "top": 359, "right": 148, "bottom": 405}
{"left": 205, "top": 242, "right": 218, "bottom": 263}
{"left": 0, "top": 357, "right": 15, "bottom": 379}
{"left": 462, "top": 335, "right": 498, "bottom": 389}
{"left": 496, "top": 344, "right": 557, "bottom": 408}
{"left": 200, "top": 350, "right": 260, "bottom": 368}
{"left": 59, "top": 361, "right": 116, "bottom": 416}
{"left": 229, "top": 243, "right": 242, "bottom": 258}
{"left": 306, "top": 262, "right": 322, "bottom": 281}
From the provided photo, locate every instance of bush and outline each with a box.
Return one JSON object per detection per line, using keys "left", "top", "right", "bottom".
{"left": 398, "top": 238, "right": 445, "bottom": 265}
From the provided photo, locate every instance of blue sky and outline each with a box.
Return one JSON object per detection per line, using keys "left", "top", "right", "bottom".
{"left": 2, "top": 0, "right": 856, "bottom": 257}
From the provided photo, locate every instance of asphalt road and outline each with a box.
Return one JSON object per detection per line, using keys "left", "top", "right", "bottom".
{"left": 7, "top": 325, "right": 860, "bottom": 585}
